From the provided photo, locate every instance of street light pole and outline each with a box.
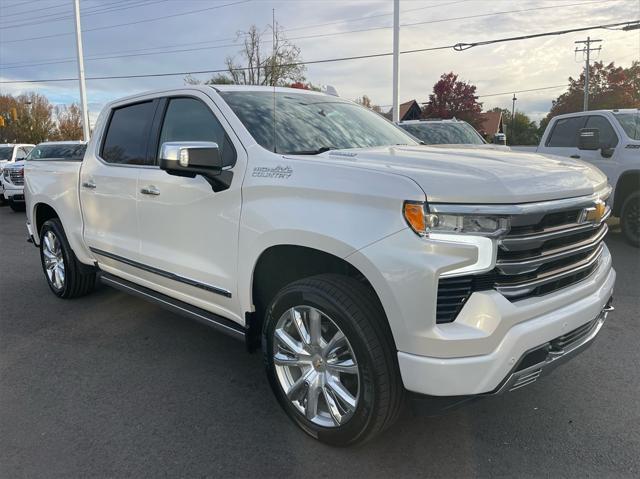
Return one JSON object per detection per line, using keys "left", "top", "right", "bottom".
{"left": 511, "top": 93, "right": 517, "bottom": 145}
{"left": 392, "top": 0, "right": 400, "bottom": 123}
{"left": 73, "top": 0, "right": 90, "bottom": 141}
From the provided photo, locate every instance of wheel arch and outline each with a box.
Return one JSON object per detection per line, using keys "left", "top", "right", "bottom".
{"left": 33, "top": 202, "right": 61, "bottom": 238}
{"left": 613, "top": 170, "right": 640, "bottom": 216}
{"left": 246, "top": 242, "right": 391, "bottom": 352}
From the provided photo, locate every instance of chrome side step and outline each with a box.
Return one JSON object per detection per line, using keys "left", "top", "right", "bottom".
{"left": 100, "top": 272, "right": 246, "bottom": 341}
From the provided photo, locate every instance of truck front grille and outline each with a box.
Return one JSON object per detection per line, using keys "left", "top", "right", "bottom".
{"left": 9, "top": 169, "right": 24, "bottom": 185}
{"left": 493, "top": 208, "right": 608, "bottom": 300}
{"left": 435, "top": 204, "right": 609, "bottom": 324}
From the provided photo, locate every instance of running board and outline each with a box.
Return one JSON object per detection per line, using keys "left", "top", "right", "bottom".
{"left": 100, "top": 272, "right": 246, "bottom": 341}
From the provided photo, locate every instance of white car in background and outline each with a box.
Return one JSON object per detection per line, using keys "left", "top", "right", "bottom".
{"left": 2, "top": 141, "right": 86, "bottom": 212}
{"left": 397, "top": 119, "right": 510, "bottom": 151}
{"left": 0, "top": 143, "right": 34, "bottom": 205}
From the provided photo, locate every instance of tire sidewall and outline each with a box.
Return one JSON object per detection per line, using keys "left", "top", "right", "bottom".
{"left": 263, "top": 283, "right": 379, "bottom": 446}
{"left": 621, "top": 191, "right": 640, "bottom": 247}
{"left": 39, "top": 219, "right": 72, "bottom": 297}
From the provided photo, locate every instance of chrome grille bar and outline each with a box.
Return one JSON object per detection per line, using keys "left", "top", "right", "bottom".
{"left": 499, "top": 207, "right": 610, "bottom": 252}
{"left": 496, "top": 223, "right": 608, "bottom": 275}
{"left": 495, "top": 243, "right": 603, "bottom": 299}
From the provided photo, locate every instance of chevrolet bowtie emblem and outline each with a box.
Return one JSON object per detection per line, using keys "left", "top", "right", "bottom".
{"left": 580, "top": 200, "right": 606, "bottom": 224}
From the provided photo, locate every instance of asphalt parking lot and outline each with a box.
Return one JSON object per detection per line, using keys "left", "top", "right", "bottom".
{"left": 1, "top": 205, "right": 638, "bottom": 478}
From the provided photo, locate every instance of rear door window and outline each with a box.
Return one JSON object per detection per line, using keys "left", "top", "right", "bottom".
{"left": 546, "top": 116, "right": 587, "bottom": 147}
{"left": 101, "top": 101, "right": 156, "bottom": 165}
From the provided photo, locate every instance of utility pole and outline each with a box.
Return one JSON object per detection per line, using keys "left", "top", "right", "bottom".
{"left": 73, "top": 0, "right": 90, "bottom": 141}
{"left": 392, "top": 0, "right": 400, "bottom": 123}
{"left": 511, "top": 93, "right": 517, "bottom": 145}
{"left": 574, "top": 37, "right": 602, "bottom": 111}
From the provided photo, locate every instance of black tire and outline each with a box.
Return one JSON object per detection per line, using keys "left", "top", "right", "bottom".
{"left": 262, "top": 274, "right": 404, "bottom": 446}
{"left": 621, "top": 191, "right": 640, "bottom": 248}
{"left": 8, "top": 199, "right": 25, "bottom": 212}
{"left": 0, "top": 193, "right": 6, "bottom": 206}
{"left": 39, "top": 218, "right": 96, "bottom": 298}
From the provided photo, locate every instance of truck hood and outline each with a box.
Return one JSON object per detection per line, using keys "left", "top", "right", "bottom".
{"left": 317, "top": 145, "right": 608, "bottom": 204}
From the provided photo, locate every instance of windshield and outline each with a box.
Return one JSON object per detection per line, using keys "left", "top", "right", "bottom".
{"left": 399, "top": 122, "right": 485, "bottom": 145}
{"left": 0, "top": 147, "right": 13, "bottom": 161}
{"left": 27, "top": 144, "right": 86, "bottom": 161}
{"left": 219, "top": 91, "right": 417, "bottom": 154}
{"left": 613, "top": 112, "right": 640, "bottom": 140}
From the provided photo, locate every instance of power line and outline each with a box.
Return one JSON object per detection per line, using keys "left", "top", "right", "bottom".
{"left": 1, "top": 0, "right": 252, "bottom": 44}
{"left": 0, "top": 0, "right": 47, "bottom": 9}
{"left": 477, "top": 85, "right": 569, "bottom": 98}
{"left": 0, "top": 0, "right": 132, "bottom": 22}
{"left": 0, "top": 0, "right": 618, "bottom": 70}
{"left": 2, "top": 19, "right": 637, "bottom": 85}
{"left": 273, "top": 0, "right": 611, "bottom": 43}
{"left": 0, "top": 0, "right": 170, "bottom": 29}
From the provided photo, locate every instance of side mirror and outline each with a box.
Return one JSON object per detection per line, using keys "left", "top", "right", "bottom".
{"left": 578, "top": 128, "right": 600, "bottom": 150}
{"left": 493, "top": 133, "right": 506, "bottom": 145}
{"left": 159, "top": 141, "right": 222, "bottom": 176}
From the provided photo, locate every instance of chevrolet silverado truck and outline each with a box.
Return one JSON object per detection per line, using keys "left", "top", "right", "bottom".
{"left": 25, "top": 86, "right": 616, "bottom": 446}
{"left": 536, "top": 109, "right": 640, "bottom": 246}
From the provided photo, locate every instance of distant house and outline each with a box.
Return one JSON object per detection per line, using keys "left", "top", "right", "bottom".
{"left": 385, "top": 100, "right": 422, "bottom": 121}
{"left": 478, "top": 111, "right": 505, "bottom": 139}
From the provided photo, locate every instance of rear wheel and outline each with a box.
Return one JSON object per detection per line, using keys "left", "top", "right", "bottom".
{"left": 263, "top": 274, "right": 403, "bottom": 446}
{"left": 621, "top": 191, "right": 640, "bottom": 247}
{"left": 39, "top": 218, "right": 96, "bottom": 298}
{"left": 0, "top": 193, "right": 6, "bottom": 206}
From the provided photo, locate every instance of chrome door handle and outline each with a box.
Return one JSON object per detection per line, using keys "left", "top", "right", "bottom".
{"left": 82, "top": 181, "right": 96, "bottom": 189}
{"left": 140, "top": 185, "right": 160, "bottom": 196}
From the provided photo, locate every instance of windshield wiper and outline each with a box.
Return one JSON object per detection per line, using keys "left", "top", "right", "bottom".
{"left": 285, "top": 146, "right": 337, "bottom": 155}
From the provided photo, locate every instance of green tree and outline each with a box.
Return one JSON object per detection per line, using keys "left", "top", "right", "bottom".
{"left": 545, "top": 61, "right": 639, "bottom": 121}
{"left": 493, "top": 107, "right": 540, "bottom": 145}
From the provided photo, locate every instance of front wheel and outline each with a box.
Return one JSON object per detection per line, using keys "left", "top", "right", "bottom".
{"left": 621, "top": 191, "right": 640, "bottom": 247}
{"left": 39, "top": 218, "right": 97, "bottom": 298}
{"left": 263, "top": 274, "right": 403, "bottom": 446}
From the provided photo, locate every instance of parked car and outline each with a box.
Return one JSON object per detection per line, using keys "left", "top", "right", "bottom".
{"left": 26, "top": 141, "right": 87, "bottom": 162}
{"left": 0, "top": 143, "right": 34, "bottom": 204}
{"left": 1, "top": 161, "right": 26, "bottom": 211}
{"left": 397, "top": 119, "right": 508, "bottom": 150}
{"left": 25, "top": 86, "right": 615, "bottom": 445}
{"left": 2, "top": 142, "right": 87, "bottom": 212}
{"left": 537, "top": 109, "right": 640, "bottom": 246}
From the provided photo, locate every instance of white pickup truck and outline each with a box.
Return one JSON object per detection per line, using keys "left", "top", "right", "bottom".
{"left": 536, "top": 109, "right": 639, "bottom": 246}
{"left": 25, "top": 86, "right": 615, "bottom": 445}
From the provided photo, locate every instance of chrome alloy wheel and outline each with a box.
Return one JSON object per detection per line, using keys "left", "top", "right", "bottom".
{"left": 42, "top": 230, "right": 65, "bottom": 290}
{"left": 273, "top": 306, "right": 360, "bottom": 427}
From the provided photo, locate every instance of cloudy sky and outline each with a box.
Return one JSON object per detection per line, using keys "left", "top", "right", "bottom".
{"left": 1, "top": 0, "right": 638, "bottom": 124}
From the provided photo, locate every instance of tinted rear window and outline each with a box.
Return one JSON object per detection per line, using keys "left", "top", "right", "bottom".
{"left": 28, "top": 144, "right": 86, "bottom": 161}
{"left": 102, "top": 101, "right": 155, "bottom": 165}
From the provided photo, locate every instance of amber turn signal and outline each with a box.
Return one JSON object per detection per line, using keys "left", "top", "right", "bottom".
{"left": 403, "top": 201, "right": 427, "bottom": 236}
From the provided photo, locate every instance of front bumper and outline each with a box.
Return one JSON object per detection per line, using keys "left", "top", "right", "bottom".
{"left": 397, "top": 263, "right": 615, "bottom": 396}
{"left": 4, "top": 186, "right": 24, "bottom": 201}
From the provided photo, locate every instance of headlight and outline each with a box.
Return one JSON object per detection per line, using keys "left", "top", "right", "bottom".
{"left": 403, "top": 201, "right": 510, "bottom": 237}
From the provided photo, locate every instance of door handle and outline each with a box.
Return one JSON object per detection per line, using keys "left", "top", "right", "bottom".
{"left": 82, "top": 180, "right": 96, "bottom": 189}
{"left": 570, "top": 154, "right": 581, "bottom": 159}
{"left": 140, "top": 185, "right": 160, "bottom": 196}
